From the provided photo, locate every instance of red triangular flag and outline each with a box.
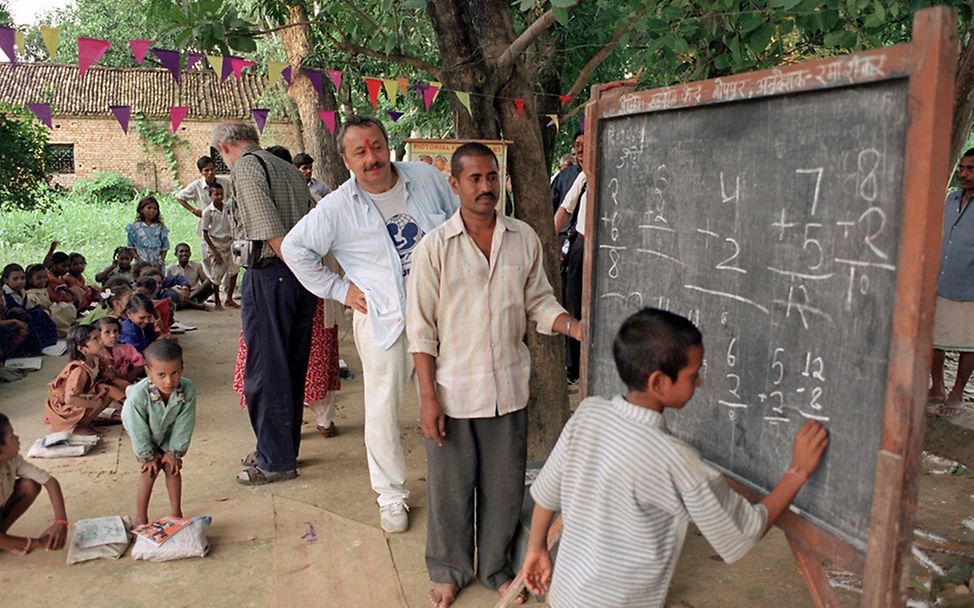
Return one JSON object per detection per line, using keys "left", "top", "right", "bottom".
{"left": 251, "top": 108, "right": 269, "bottom": 133}
{"left": 230, "top": 57, "right": 256, "bottom": 80}
{"left": 152, "top": 48, "right": 181, "bottom": 82}
{"left": 327, "top": 69, "right": 342, "bottom": 92}
{"left": 318, "top": 110, "right": 336, "bottom": 135}
{"left": 109, "top": 105, "right": 131, "bottom": 133}
{"left": 27, "top": 103, "right": 52, "bottom": 128}
{"left": 77, "top": 37, "right": 111, "bottom": 76}
{"left": 514, "top": 98, "right": 526, "bottom": 118}
{"left": 364, "top": 78, "right": 383, "bottom": 109}
{"left": 129, "top": 39, "right": 152, "bottom": 64}
{"left": 170, "top": 106, "right": 188, "bottom": 132}
{"left": 559, "top": 95, "right": 573, "bottom": 105}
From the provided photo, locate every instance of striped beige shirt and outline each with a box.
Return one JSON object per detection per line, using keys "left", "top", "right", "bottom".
{"left": 406, "top": 210, "right": 566, "bottom": 418}
{"left": 531, "top": 395, "right": 768, "bottom": 608}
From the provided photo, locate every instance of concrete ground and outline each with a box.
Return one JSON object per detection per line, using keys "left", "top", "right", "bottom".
{"left": 0, "top": 306, "right": 899, "bottom": 608}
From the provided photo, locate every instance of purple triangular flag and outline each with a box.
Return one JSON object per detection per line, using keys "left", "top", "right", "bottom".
{"left": 413, "top": 83, "right": 426, "bottom": 100}
{"left": 152, "top": 48, "right": 181, "bottom": 82}
{"left": 109, "top": 105, "right": 131, "bottom": 133}
{"left": 282, "top": 66, "right": 292, "bottom": 86}
{"left": 387, "top": 110, "right": 404, "bottom": 122}
{"left": 305, "top": 69, "right": 324, "bottom": 98}
{"left": 0, "top": 27, "right": 15, "bottom": 68}
{"left": 221, "top": 56, "right": 235, "bottom": 82}
{"left": 579, "top": 116, "right": 585, "bottom": 133}
{"left": 185, "top": 53, "right": 203, "bottom": 70}
{"left": 251, "top": 108, "right": 269, "bottom": 133}
{"left": 27, "top": 103, "right": 52, "bottom": 128}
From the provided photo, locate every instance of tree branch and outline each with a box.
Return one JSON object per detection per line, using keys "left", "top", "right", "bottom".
{"left": 565, "top": 6, "right": 647, "bottom": 99}
{"left": 496, "top": 9, "right": 560, "bottom": 74}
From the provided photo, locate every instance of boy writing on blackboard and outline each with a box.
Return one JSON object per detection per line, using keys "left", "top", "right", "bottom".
{"left": 521, "top": 308, "right": 829, "bottom": 607}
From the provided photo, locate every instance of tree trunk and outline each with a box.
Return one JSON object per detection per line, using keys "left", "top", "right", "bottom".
{"left": 278, "top": 2, "right": 349, "bottom": 190}
{"left": 951, "top": 27, "right": 974, "bottom": 169}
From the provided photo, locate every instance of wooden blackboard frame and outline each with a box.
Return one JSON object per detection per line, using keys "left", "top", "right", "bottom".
{"left": 579, "top": 7, "right": 956, "bottom": 606}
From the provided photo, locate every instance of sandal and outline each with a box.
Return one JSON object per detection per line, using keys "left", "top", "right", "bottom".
{"left": 317, "top": 422, "right": 338, "bottom": 438}
{"left": 241, "top": 451, "right": 258, "bottom": 467}
{"left": 936, "top": 403, "right": 965, "bottom": 418}
{"left": 236, "top": 465, "right": 298, "bottom": 486}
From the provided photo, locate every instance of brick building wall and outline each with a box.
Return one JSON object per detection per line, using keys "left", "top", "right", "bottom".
{"left": 48, "top": 116, "right": 301, "bottom": 191}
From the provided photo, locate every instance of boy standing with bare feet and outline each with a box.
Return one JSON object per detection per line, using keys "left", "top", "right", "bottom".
{"left": 200, "top": 183, "right": 239, "bottom": 309}
{"left": 0, "top": 413, "right": 69, "bottom": 555}
{"left": 121, "top": 341, "right": 196, "bottom": 527}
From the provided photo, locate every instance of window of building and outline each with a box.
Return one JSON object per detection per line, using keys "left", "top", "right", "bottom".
{"left": 210, "top": 147, "right": 230, "bottom": 174}
{"left": 46, "top": 143, "right": 75, "bottom": 174}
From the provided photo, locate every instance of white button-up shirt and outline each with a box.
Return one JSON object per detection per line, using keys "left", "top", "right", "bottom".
{"left": 281, "top": 162, "right": 457, "bottom": 350}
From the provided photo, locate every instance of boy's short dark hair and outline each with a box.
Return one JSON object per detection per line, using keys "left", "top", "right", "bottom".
{"left": 144, "top": 340, "right": 183, "bottom": 365}
{"left": 0, "top": 413, "right": 10, "bottom": 444}
{"left": 135, "top": 277, "right": 158, "bottom": 291}
{"left": 175, "top": 242, "right": 191, "bottom": 252}
{"left": 50, "top": 252, "right": 69, "bottom": 265}
{"left": 613, "top": 308, "right": 703, "bottom": 391}
{"left": 208, "top": 183, "right": 223, "bottom": 193}
{"left": 293, "top": 153, "right": 313, "bottom": 167}
{"left": 95, "top": 316, "right": 121, "bottom": 330}
{"left": 196, "top": 156, "right": 215, "bottom": 171}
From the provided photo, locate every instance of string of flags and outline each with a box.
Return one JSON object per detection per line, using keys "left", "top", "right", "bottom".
{"left": 2, "top": 25, "right": 580, "bottom": 135}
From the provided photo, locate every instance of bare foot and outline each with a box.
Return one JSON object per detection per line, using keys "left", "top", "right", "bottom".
{"left": 214, "top": 303, "right": 224, "bottom": 311}
{"left": 498, "top": 580, "right": 529, "bottom": 605}
{"left": 170, "top": 509, "right": 183, "bottom": 519}
{"left": 928, "top": 389, "right": 946, "bottom": 404}
{"left": 225, "top": 300, "right": 239, "bottom": 309}
{"left": 133, "top": 516, "right": 148, "bottom": 528}
{"left": 428, "top": 583, "right": 459, "bottom": 608}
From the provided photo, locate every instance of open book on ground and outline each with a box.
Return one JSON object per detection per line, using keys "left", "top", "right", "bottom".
{"left": 133, "top": 515, "right": 192, "bottom": 546}
{"left": 4, "top": 357, "right": 42, "bottom": 370}
{"left": 169, "top": 322, "right": 197, "bottom": 334}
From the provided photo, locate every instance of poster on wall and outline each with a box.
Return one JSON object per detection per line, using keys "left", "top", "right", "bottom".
{"left": 404, "top": 139, "right": 512, "bottom": 214}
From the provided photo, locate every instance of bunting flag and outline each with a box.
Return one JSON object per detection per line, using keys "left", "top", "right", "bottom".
{"left": 318, "top": 109, "right": 336, "bottom": 135}
{"left": 27, "top": 103, "right": 52, "bottom": 128}
{"left": 14, "top": 31, "right": 24, "bottom": 52}
{"left": 559, "top": 95, "right": 573, "bottom": 105}
{"left": 546, "top": 114, "right": 560, "bottom": 130}
{"left": 422, "top": 83, "right": 439, "bottom": 111}
{"left": 455, "top": 91, "right": 472, "bottom": 116}
{"left": 326, "top": 68, "right": 342, "bottom": 92}
{"left": 364, "top": 78, "right": 383, "bottom": 109}
{"left": 383, "top": 79, "right": 399, "bottom": 103}
{"left": 305, "top": 69, "right": 324, "bottom": 98}
{"left": 230, "top": 57, "right": 256, "bottom": 80}
{"left": 513, "top": 98, "right": 526, "bottom": 118}
{"left": 0, "top": 28, "right": 15, "bottom": 68}
{"left": 429, "top": 81, "right": 442, "bottom": 104}
{"left": 251, "top": 108, "right": 269, "bottom": 133}
{"left": 267, "top": 61, "right": 286, "bottom": 87}
{"left": 396, "top": 76, "right": 408, "bottom": 96}
{"left": 129, "top": 39, "right": 152, "bottom": 64}
{"left": 387, "top": 110, "right": 404, "bottom": 122}
{"left": 413, "top": 83, "right": 426, "bottom": 101}
{"left": 282, "top": 66, "right": 293, "bottom": 86}
{"left": 170, "top": 106, "right": 189, "bottom": 132}
{"left": 185, "top": 53, "right": 203, "bottom": 70}
{"left": 206, "top": 55, "right": 222, "bottom": 75}
{"left": 109, "top": 105, "right": 131, "bottom": 133}
{"left": 579, "top": 116, "right": 585, "bottom": 133}
{"left": 77, "top": 37, "right": 111, "bottom": 76}
{"left": 220, "top": 56, "right": 234, "bottom": 82}
{"left": 40, "top": 26, "right": 60, "bottom": 59}
{"left": 152, "top": 48, "right": 181, "bottom": 82}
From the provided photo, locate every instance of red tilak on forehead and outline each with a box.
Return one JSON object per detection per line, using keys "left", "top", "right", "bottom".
{"left": 363, "top": 137, "right": 373, "bottom": 149}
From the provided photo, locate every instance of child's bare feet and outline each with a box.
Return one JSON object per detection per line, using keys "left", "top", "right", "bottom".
{"left": 428, "top": 583, "right": 459, "bottom": 608}
{"left": 133, "top": 516, "right": 148, "bottom": 529}
{"left": 225, "top": 299, "right": 239, "bottom": 308}
{"left": 214, "top": 302, "right": 224, "bottom": 311}
{"left": 498, "top": 580, "right": 529, "bottom": 605}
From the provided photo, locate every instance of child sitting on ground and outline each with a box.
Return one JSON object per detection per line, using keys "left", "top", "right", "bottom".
{"left": 200, "top": 185, "right": 239, "bottom": 309}
{"left": 121, "top": 341, "right": 195, "bottom": 527}
{"left": 95, "top": 247, "right": 136, "bottom": 286}
{"left": 45, "top": 324, "right": 126, "bottom": 436}
{"left": 80, "top": 282, "right": 132, "bottom": 327}
{"left": 44, "top": 251, "right": 81, "bottom": 311}
{"left": 64, "top": 253, "right": 98, "bottom": 311}
{"left": 521, "top": 308, "right": 829, "bottom": 608}
{"left": 167, "top": 243, "right": 215, "bottom": 309}
{"left": 119, "top": 294, "right": 161, "bottom": 352}
{"left": 25, "top": 264, "right": 76, "bottom": 337}
{"left": 0, "top": 413, "right": 69, "bottom": 555}
{"left": 2, "top": 263, "right": 58, "bottom": 349}
{"left": 97, "top": 317, "right": 144, "bottom": 382}
{"left": 133, "top": 278, "right": 172, "bottom": 335}
{"left": 126, "top": 196, "right": 170, "bottom": 267}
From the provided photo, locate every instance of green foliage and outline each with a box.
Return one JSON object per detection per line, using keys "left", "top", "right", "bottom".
{"left": 133, "top": 114, "right": 189, "bottom": 184}
{"left": 72, "top": 172, "right": 138, "bottom": 206}
{"left": 0, "top": 104, "right": 50, "bottom": 209}
{"left": 0, "top": 1, "right": 11, "bottom": 27}
{"left": 155, "top": 0, "right": 258, "bottom": 55}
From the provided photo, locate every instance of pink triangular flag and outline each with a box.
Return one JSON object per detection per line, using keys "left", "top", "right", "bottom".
{"left": 318, "top": 110, "right": 336, "bottom": 135}
{"left": 0, "top": 27, "right": 16, "bottom": 68}
{"left": 152, "top": 48, "right": 181, "bottom": 82}
{"left": 170, "top": 106, "right": 188, "bottom": 132}
{"left": 109, "top": 105, "right": 131, "bottom": 134}
{"left": 185, "top": 53, "right": 203, "bottom": 70}
{"left": 220, "top": 56, "right": 234, "bottom": 82}
{"left": 230, "top": 57, "right": 256, "bottom": 80}
{"left": 251, "top": 108, "right": 269, "bottom": 133}
{"left": 27, "top": 103, "right": 52, "bottom": 128}
{"left": 282, "top": 66, "right": 293, "bottom": 86}
{"left": 514, "top": 98, "right": 526, "bottom": 118}
{"left": 364, "top": 78, "right": 383, "bottom": 109}
{"left": 423, "top": 84, "right": 439, "bottom": 111}
{"left": 327, "top": 69, "right": 342, "bottom": 92}
{"left": 304, "top": 69, "right": 324, "bottom": 98}
{"left": 129, "top": 39, "right": 152, "bottom": 64}
{"left": 387, "top": 110, "right": 404, "bottom": 122}
{"left": 77, "top": 37, "right": 111, "bottom": 76}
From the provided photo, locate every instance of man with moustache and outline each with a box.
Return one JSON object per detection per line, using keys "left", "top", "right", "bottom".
{"left": 406, "top": 143, "right": 583, "bottom": 608}
{"left": 281, "top": 115, "right": 456, "bottom": 533}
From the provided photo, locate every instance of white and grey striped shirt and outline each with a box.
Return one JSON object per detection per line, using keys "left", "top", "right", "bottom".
{"left": 531, "top": 395, "right": 767, "bottom": 608}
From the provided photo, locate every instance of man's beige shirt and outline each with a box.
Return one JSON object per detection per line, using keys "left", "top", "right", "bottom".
{"left": 407, "top": 210, "right": 566, "bottom": 418}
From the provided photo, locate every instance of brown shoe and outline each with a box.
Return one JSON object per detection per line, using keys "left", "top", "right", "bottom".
{"left": 317, "top": 422, "right": 338, "bottom": 438}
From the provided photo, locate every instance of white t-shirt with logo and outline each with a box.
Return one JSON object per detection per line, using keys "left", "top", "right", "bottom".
{"left": 367, "top": 178, "right": 424, "bottom": 277}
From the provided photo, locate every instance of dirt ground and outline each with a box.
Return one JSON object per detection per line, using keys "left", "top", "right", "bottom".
{"left": 3, "top": 306, "right": 971, "bottom": 607}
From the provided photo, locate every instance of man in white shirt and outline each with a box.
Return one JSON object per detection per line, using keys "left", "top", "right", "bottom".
{"left": 293, "top": 153, "right": 332, "bottom": 202}
{"left": 175, "top": 156, "right": 232, "bottom": 256}
{"left": 554, "top": 134, "right": 587, "bottom": 386}
{"left": 281, "top": 115, "right": 457, "bottom": 533}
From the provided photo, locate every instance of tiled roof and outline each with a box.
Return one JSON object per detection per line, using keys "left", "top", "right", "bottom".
{"left": 0, "top": 63, "right": 282, "bottom": 119}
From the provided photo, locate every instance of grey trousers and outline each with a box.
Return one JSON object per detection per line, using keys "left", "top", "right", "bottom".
{"left": 425, "top": 409, "right": 527, "bottom": 590}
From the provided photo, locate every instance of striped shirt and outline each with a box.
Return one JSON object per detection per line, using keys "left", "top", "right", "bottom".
{"left": 406, "top": 211, "right": 566, "bottom": 418}
{"left": 531, "top": 395, "right": 767, "bottom": 608}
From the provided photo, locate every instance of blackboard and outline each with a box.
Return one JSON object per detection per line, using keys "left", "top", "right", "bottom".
{"left": 585, "top": 79, "right": 911, "bottom": 552}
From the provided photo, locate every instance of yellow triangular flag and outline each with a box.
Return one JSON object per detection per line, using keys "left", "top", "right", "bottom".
{"left": 456, "top": 91, "right": 472, "bottom": 116}
{"left": 207, "top": 55, "right": 223, "bottom": 74}
{"left": 429, "top": 81, "right": 442, "bottom": 104}
{"left": 267, "top": 61, "right": 286, "bottom": 87}
{"left": 383, "top": 79, "right": 399, "bottom": 103}
{"left": 547, "top": 114, "right": 560, "bottom": 130}
{"left": 14, "top": 31, "right": 25, "bottom": 51}
{"left": 40, "top": 27, "right": 60, "bottom": 59}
